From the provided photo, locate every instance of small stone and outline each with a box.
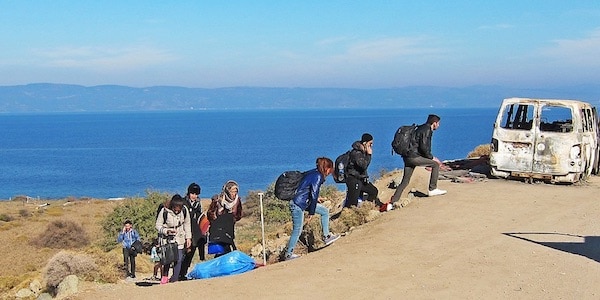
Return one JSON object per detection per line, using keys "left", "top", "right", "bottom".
{"left": 15, "top": 288, "right": 33, "bottom": 298}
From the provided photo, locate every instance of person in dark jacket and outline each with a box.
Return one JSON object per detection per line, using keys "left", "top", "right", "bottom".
{"left": 284, "top": 157, "right": 340, "bottom": 261}
{"left": 179, "top": 182, "right": 205, "bottom": 281}
{"left": 207, "top": 180, "right": 243, "bottom": 257}
{"left": 344, "top": 133, "right": 381, "bottom": 208}
{"left": 390, "top": 114, "right": 447, "bottom": 205}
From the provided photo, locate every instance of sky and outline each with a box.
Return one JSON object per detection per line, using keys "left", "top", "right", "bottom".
{"left": 1, "top": 1, "right": 599, "bottom": 89}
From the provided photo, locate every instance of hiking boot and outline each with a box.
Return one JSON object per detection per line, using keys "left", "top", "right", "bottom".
{"left": 428, "top": 188, "right": 447, "bottom": 196}
{"left": 285, "top": 253, "right": 300, "bottom": 261}
{"left": 323, "top": 234, "right": 340, "bottom": 246}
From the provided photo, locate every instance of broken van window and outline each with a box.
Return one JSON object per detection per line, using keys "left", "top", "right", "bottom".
{"left": 500, "top": 103, "right": 534, "bottom": 130}
{"left": 540, "top": 105, "right": 573, "bottom": 133}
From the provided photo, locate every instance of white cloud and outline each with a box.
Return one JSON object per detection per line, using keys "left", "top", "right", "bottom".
{"left": 32, "top": 45, "right": 178, "bottom": 71}
{"left": 333, "top": 37, "right": 445, "bottom": 63}
{"left": 541, "top": 28, "right": 600, "bottom": 66}
{"left": 315, "top": 36, "right": 354, "bottom": 46}
{"left": 277, "top": 36, "right": 447, "bottom": 65}
{"left": 477, "top": 24, "right": 514, "bottom": 30}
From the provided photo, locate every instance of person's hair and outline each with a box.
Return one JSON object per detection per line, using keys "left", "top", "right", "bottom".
{"left": 315, "top": 157, "right": 334, "bottom": 177}
{"left": 187, "top": 182, "right": 201, "bottom": 195}
{"left": 163, "top": 197, "right": 172, "bottom": 209}
{"left": 426, "top": 114, "right": 441, "bottom": 125}
{"left": 124, "top": 220, "right": 132, "bottom": 225}
{"left": 170, "top": 194, "right": 185, "bottom": 209}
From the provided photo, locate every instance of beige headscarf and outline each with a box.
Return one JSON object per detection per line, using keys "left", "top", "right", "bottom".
{"left": 220, "top": 180, "right": 240, "bottom": 211}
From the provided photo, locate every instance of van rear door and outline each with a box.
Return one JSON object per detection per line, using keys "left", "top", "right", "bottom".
{"left": 493, "top": 101, "right": 537, "bottom": 175}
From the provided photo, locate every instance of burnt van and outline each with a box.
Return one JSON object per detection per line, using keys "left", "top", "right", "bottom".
{"left": 490, "top": 97, "right": 599, "bottom": 183}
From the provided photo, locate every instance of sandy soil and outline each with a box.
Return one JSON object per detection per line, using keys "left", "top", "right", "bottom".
{"left": 71, "top": 173, "right": 600, "bottom": 300}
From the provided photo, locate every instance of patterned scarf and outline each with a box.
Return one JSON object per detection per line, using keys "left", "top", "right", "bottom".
{"left": 220, "top": 180, "right": 240, "bottom": 212}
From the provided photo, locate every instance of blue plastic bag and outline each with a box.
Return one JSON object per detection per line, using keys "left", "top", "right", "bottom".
{"left": 187, "top": 250, "right": 256, "bottom": 279}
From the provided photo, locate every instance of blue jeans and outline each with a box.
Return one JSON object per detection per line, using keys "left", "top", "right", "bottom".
{"left": 285, "top": 202, "right": 330, "bottom": 256}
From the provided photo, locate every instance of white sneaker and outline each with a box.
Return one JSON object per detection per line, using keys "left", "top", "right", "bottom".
{"left": 285, "top": 253, "right": 300, "bottom": 261}
{"left": 323, "top": 234, "right": 340, "bottom": 246}
{"left": 428, "top": 188, "right": 447, "bottom": 196}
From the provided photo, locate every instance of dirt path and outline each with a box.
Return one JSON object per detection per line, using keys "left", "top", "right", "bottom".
{"left": 74, "top": 176, "right": 600, "bottom": 299}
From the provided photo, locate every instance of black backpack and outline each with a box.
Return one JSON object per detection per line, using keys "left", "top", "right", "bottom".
{"left": 156, "top": 202, "right": 187, "bottom": 224}
{"left": 391, "top": 124, "right": 417, "bottom": 156}
{"left": 274, "top": 170, "right": 305, "bottom": 200}
{"left": 333, "top": 151, "right": 351, "bottom": 183}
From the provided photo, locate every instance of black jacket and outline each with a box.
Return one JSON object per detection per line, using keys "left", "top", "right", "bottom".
{"left": 184, "top": 196, "right": 203, "bottom": 239}
{"left": 347, "top": 141, "right": 371, "bottom": 180}
{"left": 406, "top": 123, "right": 434, "bottom": 159}
{"left": 208, "top": 213, "right": 235, "bottom": 245}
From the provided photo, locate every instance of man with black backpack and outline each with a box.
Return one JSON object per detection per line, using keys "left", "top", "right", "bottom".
{"left": 390, "top": 114, "right": 447, "bottom": 205}
{"left": 344, "top": 133, "right": 382, "bottom": 208}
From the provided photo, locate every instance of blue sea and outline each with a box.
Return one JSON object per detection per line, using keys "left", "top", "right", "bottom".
{"left": 0, "top": 108, "right": 498, "bottom": 200}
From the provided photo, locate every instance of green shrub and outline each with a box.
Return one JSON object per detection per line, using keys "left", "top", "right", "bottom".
{"left": 44, "top": 251, "right": 98, "bottom": 290}
{"left": 32, "top": 220, "right": 90, "bottom": 249}
{"left": 318, "top": 184, "right": 339, "bottom": 199}
{"left": 246, "top": 183, "right": 341, "bottom": 225}
{"left": 0, "top": 213, "right": 13, "bottom": 222}
{"left": 100, "top": 191, "right": 169, "bottom": 251}
{"left": 242, "top": 183, "right": 292, "bottom": 224}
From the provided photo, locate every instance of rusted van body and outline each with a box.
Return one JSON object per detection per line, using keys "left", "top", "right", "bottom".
{"left": 490, "top": 98, "right": 599, "bottom": 183}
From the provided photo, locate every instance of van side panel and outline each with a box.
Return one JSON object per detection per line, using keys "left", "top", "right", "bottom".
{"left": 532, "top": 104, "right": 580, "bottom": 177}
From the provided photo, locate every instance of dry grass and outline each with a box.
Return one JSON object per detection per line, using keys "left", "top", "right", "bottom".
{"left": 467, "top": 143, "right": 491, "bottom": 158}
{"left": 0, "top": 191, "right": 385, "bottom": 297}
{"left": 0, "top": 198, "right": 121, "bottom": 296}
{"left": 0, "top": 179, "right": 390, "bottom": 296}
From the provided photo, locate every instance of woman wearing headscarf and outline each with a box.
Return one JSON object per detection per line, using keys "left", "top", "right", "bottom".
{"left": 207, "top": 180, "right": 243, "bottom": 257}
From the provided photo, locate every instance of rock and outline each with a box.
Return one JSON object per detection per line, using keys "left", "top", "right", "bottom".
{"left": 56, "top": 274, "right": 79, "bottom": 299}
{"left": 15, "top": 288, "right": 34, "bottom": 298}
{"left": 37, "top": 293, "right": 53, "bottom": 300}
{"left": 250, "top": 233, "right": 290, "bottom": 261}
{"left": 250, "top": 243, "right": 264, "bottom": 257}
{"left": 30, "top": 279, "right": 42, "bottom": 295}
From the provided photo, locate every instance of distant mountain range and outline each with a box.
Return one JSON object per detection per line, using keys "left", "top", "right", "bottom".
{"left": 1, "top": 83, "right": 599, "bottom": 113}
